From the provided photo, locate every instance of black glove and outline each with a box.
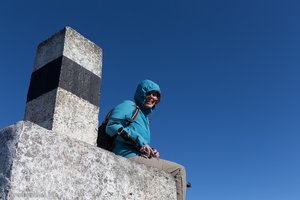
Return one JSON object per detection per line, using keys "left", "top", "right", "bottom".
{"left": 117, "top": 127, "right": 141, "bottom": 150}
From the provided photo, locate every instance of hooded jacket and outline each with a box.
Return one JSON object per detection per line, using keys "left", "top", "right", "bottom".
{"left": 106, "top": 80, "right": 161, "bottom": 158}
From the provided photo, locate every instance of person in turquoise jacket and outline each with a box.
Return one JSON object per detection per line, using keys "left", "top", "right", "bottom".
{"left": 106, "top": 79, "right": 187, "bottom": 200}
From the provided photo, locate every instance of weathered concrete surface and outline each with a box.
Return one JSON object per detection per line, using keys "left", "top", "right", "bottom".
{"left": 0, "top": 121, "right": 176, "bottom": 200}
{"left": 34, "top": 27, "right": 102, "bottom": 77}
{"left": 25, "top": 88, "right": 99, "bottom": 145}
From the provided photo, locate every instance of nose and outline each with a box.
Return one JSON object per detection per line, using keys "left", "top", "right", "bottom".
{"left": 149, "top": 93, "right": 158, "bottom": 100}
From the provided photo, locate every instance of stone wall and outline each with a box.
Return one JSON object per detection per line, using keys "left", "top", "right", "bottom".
{"left": 0, "top": 121, "right": 176, "bottom": 200}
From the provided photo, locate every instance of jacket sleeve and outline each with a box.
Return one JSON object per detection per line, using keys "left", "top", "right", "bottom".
{"left": 105, "top": 100, "right": 147, "bottom": 148}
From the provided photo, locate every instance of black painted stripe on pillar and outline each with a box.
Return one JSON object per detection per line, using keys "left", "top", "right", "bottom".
{"left": 59, "top": 56, "right": 101, "bottom": 107}
{"left": 26, "top": 58, "right": 61, "bottom": 103}
{"left": 26, "top": 56, "right": 101, "bottom": 107}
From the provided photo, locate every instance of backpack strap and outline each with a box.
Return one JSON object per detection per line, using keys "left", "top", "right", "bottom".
{"left": 107, "top": 103, "right": 139, "bottom": 125}
{"left": 104, "top": 110, "right": 113, "bottom": 122}
{"left": 126, "top": 105, "right": 140, "bottom": 124}
{"left": 110, "top": 104, "right": 140, "bottom": 148}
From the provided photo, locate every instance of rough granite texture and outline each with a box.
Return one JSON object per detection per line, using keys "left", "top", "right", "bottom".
{"left": 33, "top": 29, "right": 64, "bottom": 72}
{"left": 24, "top": 89, "right": 57, "bottom": 130}
{"left": 63, "top": 27, "right": 102, "bottom": 77}
{"left": 53, "top": 88, "right": 99, "bottom": 145}
{"left": 0, "top": 121, "right": 177, "bottom": 200}
{"left": 25, "top": 88, "right": 99, "bottom": 146}
{"left": 34, "top": 27, "right": 102, "bottom": 77}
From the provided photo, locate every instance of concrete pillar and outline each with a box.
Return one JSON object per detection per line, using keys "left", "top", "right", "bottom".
{"left": 24, "top": 27, "right": 102, "bottom": 145}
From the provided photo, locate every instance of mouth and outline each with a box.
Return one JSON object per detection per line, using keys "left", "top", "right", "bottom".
{"left": 145, "top": 101, "right": 154, "bottom": 105}
{"left": 144, "top": 100, "right": 155, "bottom": 107}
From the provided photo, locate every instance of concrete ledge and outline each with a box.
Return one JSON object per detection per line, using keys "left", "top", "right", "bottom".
{"left": 0, "top": 121, "right": 176, "bottom": 200}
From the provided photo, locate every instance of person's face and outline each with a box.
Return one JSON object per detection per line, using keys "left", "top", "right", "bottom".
{"left": 143, "top": 91, "right": 160, "bottom": 108}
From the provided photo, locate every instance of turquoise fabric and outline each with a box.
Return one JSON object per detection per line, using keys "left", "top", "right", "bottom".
{"left": 106, "top": 80, "right": 161, "bottom": 158}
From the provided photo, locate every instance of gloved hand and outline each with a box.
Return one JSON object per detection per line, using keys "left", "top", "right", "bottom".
{"left": 140, "top": 145, "right": 160, "bottom": 158}
{"left": 151, "top": 148, "right": 160, "bottom": 158}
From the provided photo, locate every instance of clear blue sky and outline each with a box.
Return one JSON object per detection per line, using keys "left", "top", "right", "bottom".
{"left": 1, "top": 0, "right": 299, "bottom": 199}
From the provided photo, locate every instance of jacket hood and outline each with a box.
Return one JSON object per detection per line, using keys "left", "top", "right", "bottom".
{"left": 134, "top": 80, "right": 161, "bottom": 111}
